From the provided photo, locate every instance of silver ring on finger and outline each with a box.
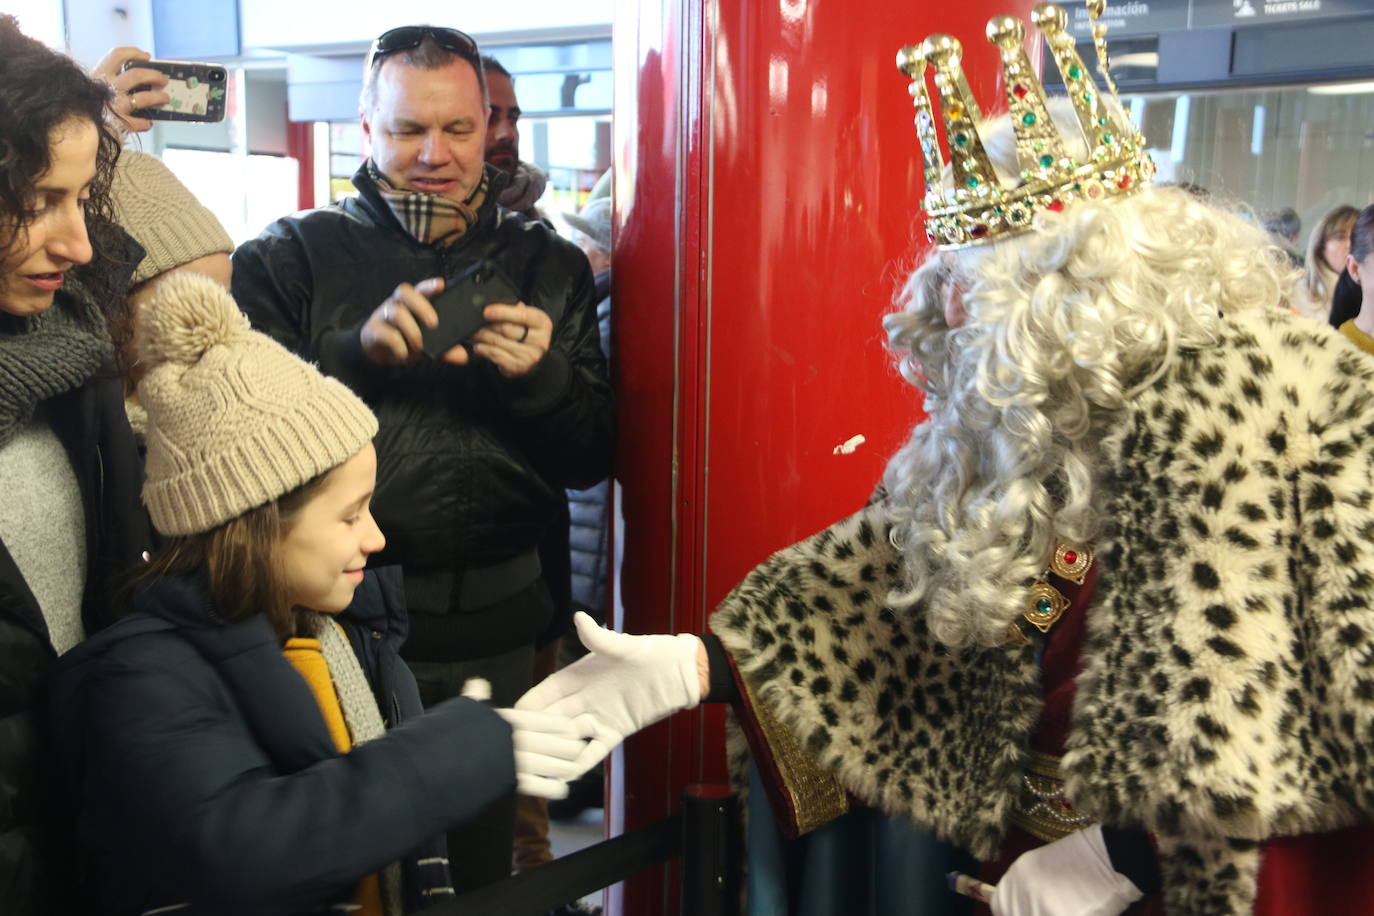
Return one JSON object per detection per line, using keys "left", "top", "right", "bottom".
{"left": 385, "top": 302, "right": 394, "bottom": 324}
{"left": 518, "top": 325, "right": 530, "bottom": 344}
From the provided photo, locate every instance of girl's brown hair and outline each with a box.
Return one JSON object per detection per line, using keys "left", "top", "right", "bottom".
{"left": 128, "top": 471, "right": 332, "bottom": 642}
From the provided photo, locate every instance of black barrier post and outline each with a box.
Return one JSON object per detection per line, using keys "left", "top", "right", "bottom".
{"left": 680, "top": 784, "right": 741, "bottom": 916}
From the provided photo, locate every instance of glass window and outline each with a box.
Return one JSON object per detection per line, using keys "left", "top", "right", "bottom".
{"left": 1124, "top": 82, "right": 1374, "bottom": 238}
{"left": 160, "top": 148, "right": 299, "bottom": 245}
{"left": 523, "top": 115, "right": 612, "bottom": 220}
{"left": 328, "top": 121, "right": 365, "bottom": 202}
{"left": 0, "top": 0, "right": 63, "bottom": 48}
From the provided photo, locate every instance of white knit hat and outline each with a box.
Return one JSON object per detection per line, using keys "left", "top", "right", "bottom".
{"left": 562, "top": 197, "right": 611, "bottom": 252}
{"left": 111, "top": 151, "right": 234, "bottom": 287}
{"left": 138, "top": 273, "right": 378, "bottom": 536}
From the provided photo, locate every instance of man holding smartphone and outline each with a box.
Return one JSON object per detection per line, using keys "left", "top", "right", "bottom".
{"left": 230, "top": 25, "right": 613, "bottom": 893}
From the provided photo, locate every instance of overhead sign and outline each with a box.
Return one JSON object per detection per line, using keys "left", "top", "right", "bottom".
{"left": 1193, "top": 0, "right": 1369, "bottom": 28}
{"left": 1066, "top": 0, "right": 1368, "bottom": 37}
{"left": 1068, "top": 0, "right": 1190, "bottom": 38}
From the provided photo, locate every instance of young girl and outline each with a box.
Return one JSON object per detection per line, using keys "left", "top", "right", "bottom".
{"left": 52, "top": 273, "right": 588, "bottom": 915}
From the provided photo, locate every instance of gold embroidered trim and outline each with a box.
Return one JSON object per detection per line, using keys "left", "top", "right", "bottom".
{"left": 1009, "top": 749, "right": 1095, "bottom": 843}
{"left": 738, "top": 673, "right": 851, "bottom": 836}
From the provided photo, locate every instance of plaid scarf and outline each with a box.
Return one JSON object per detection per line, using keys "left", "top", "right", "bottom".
{"left": 367, "top": 162, "right": 488, "bottom": 247}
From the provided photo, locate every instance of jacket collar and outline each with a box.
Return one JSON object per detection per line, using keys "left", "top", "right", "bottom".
{"left": 60, "top": 565, "right": 408, "bottom": 670}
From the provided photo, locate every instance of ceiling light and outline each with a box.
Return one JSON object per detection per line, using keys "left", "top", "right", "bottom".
{"left": 1112, "top": 52, "right": 1158, "bottom": 68}
{"left": 1309, "top": 81, "right": 1374, "bottom": 95}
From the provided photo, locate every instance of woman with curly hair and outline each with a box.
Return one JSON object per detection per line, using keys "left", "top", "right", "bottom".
{"left": 0, "top": 16, "right": 151, "bottom": 913}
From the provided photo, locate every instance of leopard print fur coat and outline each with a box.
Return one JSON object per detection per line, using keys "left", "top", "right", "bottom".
{"left": 710, "top": 309, "right": 1374, "bottom": 914}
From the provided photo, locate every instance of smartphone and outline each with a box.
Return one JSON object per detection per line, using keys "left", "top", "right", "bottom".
{"left": 422, "top": 260, "right": 523, "bottom": 359}
{"left": 121, "top": 59, "right": 228, "bottom": 122}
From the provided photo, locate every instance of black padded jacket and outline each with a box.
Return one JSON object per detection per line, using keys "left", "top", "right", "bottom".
{"left": 50, "top": 568, "right": 512, "bottom": 915}
{"left": 231, "top": 165, "right": 614, "bottom": 632}
{"left": 0, "top": 367, "right": 151, "bottom": 915}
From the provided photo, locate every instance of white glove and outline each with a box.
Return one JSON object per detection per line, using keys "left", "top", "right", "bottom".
{"left": 991, "top": 825, "right": 1143, "bottom": 916}
{"left": 513, "top": 611, "right": 701, "bottom": 777}
{"left": 461, "top": 678, "right": 590, "bottom": 800}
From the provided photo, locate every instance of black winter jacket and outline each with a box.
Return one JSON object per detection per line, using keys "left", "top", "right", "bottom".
{"left": 50, "top": 568, "right": 515, "bottom": 915}
{"left": 0, "top": 368, "right": 150, "bottom": 915}
{"left": 231, "top": 165, "right": 614, "bottom": 627}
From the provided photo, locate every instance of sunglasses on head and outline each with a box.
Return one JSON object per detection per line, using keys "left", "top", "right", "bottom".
{"left": 367, "top": 26, "right": 480, "bottom": 69}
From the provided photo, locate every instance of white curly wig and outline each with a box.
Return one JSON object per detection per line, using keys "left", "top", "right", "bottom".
{"left": 881, "top": 106, "right": 1291, "bottom": 649}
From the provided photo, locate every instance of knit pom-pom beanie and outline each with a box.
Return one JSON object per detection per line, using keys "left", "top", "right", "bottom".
{"left": 138, "top": 273, "right": 378, "bottom": 536}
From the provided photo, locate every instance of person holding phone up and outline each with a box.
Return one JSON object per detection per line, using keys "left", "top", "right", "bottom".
{"left": 230, "top": 25, "right": 613, "bottom": 892}
{"left": 90, "top": 45, "right": 171, "bottom": 134}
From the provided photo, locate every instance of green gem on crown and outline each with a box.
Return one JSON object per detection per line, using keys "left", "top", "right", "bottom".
{"left": 1101, "top": 133, "right": 1113, "bottom": 145}
{"left": 1022, "top": 112, "right": 1038, "bottom": 127}
{"left": 1036, "top": 598, "right": 1052, "bottom": 612}
{"left": 1068, "top": 65, "right": 1083, "bottom": 80}
{"left": 965, "top": 175, "right": 980, "bottom": 188}
{"left": 1039, "top": 154, "right": 1054, "bottom": 168}
{"left": 1083, "top": 92, "right": 1095, "bottom": 105}
{"left": 953, "top": 132, "right": 970, "bottom": 147}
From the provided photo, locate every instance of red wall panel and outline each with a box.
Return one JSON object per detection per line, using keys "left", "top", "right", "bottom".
{"left": 609, "top": 1, "right": 1036, "bottom": 911}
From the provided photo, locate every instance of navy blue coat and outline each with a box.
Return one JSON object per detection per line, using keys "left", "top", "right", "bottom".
{"left": 50, "top": 568, "right": 515, "bottom": 915}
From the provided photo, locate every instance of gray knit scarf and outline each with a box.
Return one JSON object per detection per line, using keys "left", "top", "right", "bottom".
{"left": 305, "top": 612, "right": 405, "bottom": 916}
{"left": 0, "top": 287, "right": 113, "bottom": 448}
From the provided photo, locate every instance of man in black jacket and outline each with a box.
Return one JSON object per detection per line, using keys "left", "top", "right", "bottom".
{"left": 230, "top": 24, "right": 613, "bottom": 892}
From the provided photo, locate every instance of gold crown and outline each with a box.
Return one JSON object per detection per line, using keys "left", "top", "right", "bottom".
{"left": 898, "top": 1, "right": 1155, "bottom": 250}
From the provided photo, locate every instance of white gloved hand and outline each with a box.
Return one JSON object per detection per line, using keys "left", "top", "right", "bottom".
{"left": 460, "top": 678, "right": 591, "bottom": 800}
{"left": 513, "top": 611, "right": 701, "bottom": 777}
{"left": 991, "top": 825, "right": 1143, "bottom": 916}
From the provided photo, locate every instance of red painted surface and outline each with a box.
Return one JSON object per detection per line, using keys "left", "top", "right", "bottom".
{"left": 609, "top": 1, "right": 1037, "bottom": 911}
{"left": 286, "top": 119, "right": 315, "bottom": 212}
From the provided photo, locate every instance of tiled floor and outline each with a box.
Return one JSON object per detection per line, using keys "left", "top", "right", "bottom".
{"left": 548, "top": 806, "right": 607, "bottom": 912}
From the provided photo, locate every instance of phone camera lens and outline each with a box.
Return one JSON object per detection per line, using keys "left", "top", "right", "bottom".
{"left": 209, "top": 69, "right": 225, "bottom": 81}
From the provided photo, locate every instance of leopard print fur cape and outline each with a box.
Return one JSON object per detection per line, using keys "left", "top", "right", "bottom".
{"left": 710, "top": 309, "right": 1374, "bottom": 914}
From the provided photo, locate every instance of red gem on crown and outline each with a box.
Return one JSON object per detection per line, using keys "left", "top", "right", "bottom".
{"left": 1047, "top": 199, "right": 1065, "bottom": 212}
{"left": 1013, "top": 83, "right": 1029, "bottom": 100}
{"left": 1063, "top": 551, "right": 1078, "bottom": 564}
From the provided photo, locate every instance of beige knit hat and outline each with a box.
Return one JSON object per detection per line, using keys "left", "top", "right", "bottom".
{"left": 138, "top": 273, "right": 378, "bottom": 536}
{"left": 111, "top": 151, "right": 235, "bottom": 287}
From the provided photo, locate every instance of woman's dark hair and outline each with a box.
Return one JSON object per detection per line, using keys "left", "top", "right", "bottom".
{"left": 125, "top": 470, "right": 334, "bottom": 642}
{"left": 1329, "top": 269, "right": 1361, "bottom": 328}
{"left": 0, "top": 15, "right": 133, "bottom": 367}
